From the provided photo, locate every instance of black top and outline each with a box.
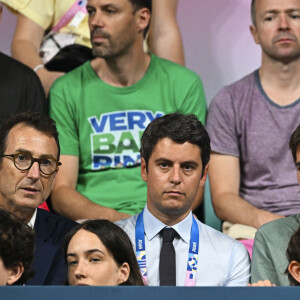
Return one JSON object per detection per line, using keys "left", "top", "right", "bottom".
{"left": 0, "top": 52, "right": 47, "bottom": 123}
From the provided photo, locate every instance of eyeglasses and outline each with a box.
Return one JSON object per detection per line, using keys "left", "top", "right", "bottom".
{"left": 0, "top": 152, "right": 62, "bottom": 175}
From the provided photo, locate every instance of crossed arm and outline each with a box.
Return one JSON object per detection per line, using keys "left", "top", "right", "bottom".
{"left": 208, "top": 153, "right": 284, "bottom": 229}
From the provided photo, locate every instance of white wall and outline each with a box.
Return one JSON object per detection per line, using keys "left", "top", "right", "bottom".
{"left": 0, "top": 0, "right": 262, "bottom": 104}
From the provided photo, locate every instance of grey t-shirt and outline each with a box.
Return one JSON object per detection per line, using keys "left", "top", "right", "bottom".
{"left": 206, "top": 70, "right": 300, "bottom": 216}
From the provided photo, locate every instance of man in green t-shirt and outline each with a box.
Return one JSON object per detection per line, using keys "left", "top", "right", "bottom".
{"left": 49, "top": 0, "right": 207, "bottom": 221}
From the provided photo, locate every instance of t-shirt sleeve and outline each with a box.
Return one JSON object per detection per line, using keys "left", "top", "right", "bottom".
{"left": 251, "top": 229, "right": 279, "bottom": 285}
{"left": 180, "top": 75, "right": 207, "bottom": 125}
{"left": 49, "top": 79, "right": 80, "bottom": 156}
{"left": 206, "top": 87, "right": 240, "bottom": 157}
{"left": 2, "top": 0, "right": 54, "bottom": 30}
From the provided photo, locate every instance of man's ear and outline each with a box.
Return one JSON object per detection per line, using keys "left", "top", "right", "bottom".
{"left": 141, "top": 157, "right": 148, "bottom": 182}
{"left": 6, "top": 263, "right": 24, "bottom": 285}
{"left": 117, "top": 262, "right": 130, "bottom": 285}
{"left": 199, "top": 164, "right": 208, "bottom": 188}
{"left": 135, "top": 7, "right": 151, "bottom": 35}
{"left": 250, "top": 24, "right": 260, "bottom": 45}
{"left": 288, "top": 261, "right": 300, "bottom": 284}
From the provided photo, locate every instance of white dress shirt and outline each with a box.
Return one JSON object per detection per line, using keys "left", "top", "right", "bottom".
{"left": 116, "top": 205, "right": 250, "bottom": 286}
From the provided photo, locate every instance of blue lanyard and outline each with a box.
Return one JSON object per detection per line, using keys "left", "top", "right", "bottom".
{"left": 135, "top": 210, "right": 199, "bottom": 286}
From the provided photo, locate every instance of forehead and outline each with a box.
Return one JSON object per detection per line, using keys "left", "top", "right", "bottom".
{"left": 5, "top": 124, "right": 58, "bottom": 157}
{"left": 87, "top": 0, "right": 132, "bottom": 8}
{"left": 150, "top": 138, "right": 202, "bottom": 162}
{"left": 255, "top": 0, "right": 300, "bottom": 13}
{"left": 68, "top": 229, "right": 105, "bottom": 252}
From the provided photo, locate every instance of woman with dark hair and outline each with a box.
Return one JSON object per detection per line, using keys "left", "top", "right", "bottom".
{"left": 64, "top": 219, "right": 144, "bottom": 286}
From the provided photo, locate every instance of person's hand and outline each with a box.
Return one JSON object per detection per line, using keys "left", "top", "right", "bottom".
{"left": 248, "top": 280, "right": 275, "bottom": 286}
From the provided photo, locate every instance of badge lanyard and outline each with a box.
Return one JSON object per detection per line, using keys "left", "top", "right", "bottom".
{"left": 135, "top": 210, "right": 199, "bottom": 286}
{"left": 51, "top": 0, "right": 87, "bottom": 34}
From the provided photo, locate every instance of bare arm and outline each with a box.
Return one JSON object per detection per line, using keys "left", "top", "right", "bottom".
{"left": 147, "top": 0, "right": 185, "bottom": 65}
{"left": 208, "top": 153, "right": 284, "bottom": 229}
{"left": 11, "top": 14, "right": 64, "bottom": 95}
{"left": 51, "top": 155, "right": 130, "bottom": 222}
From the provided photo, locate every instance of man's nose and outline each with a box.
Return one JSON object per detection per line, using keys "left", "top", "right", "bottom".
{"left": 278, "top": 14, "right": 290, "bottom": 30}
{"left": 90, "top": 10, "right": 105, "bottom": 28}
{"left": 170, "top": 166, "right": 182, "bottom": 185}
{"left": 26, "top": 161, "right": 40, "bottom": 179}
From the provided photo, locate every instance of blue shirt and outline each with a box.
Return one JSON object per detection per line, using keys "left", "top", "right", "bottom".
{"left": 116, "top": 205, "right": 250, "bottom": 286}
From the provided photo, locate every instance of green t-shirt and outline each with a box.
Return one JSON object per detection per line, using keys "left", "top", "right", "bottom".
{"left": 49, "top": 54, "right": 207, "bottom": 215}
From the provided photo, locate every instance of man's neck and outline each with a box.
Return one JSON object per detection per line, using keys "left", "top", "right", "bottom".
{"left": 259, "top": 55, "right": 300, "bottom": 106}
{"left": 147, "top": 203, "right": 191, "bottom": 227}
{"left": 91, "top": 48, "right": 151, "bottom": 87}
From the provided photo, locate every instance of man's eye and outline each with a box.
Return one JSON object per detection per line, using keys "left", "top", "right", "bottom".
{"left": 159, "top": 162, "right": 169, "bottom": 168}
{"left": 291, "top": 14, "right": 300, "bottom": 19}
{"left": 41, "top": 159, "right": 53, "bottom": 166}
{"left": 264, "top": 16, "right": 274, "bottom": 21}
{"left": 183, "top": 165, "right": 193, "bottom": 171}
{"left": 87, "top": 8, "right": 95, "bottom": 16}
{"left": 16, "top": 153, "right": 30, "bottom": 161}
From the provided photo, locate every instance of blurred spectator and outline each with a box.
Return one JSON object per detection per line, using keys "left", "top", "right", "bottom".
{"left": 48, "top": 0, "right": 206, "bottom": 222}
{"left": 0, "top": 3, "right": 47, "bottom": 124}
{"left": 1, "top": 0, "right": 185, "bottom": 94}
{"left": 0, "top": 208, "right": 35, "bottom": 285}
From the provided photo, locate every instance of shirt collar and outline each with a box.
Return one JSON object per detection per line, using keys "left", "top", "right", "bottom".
{"left": 27, "top": 209, "right": 37, "bottom": 228}
{"left": 143, "top": 205, "right": 193, "bottom": 244}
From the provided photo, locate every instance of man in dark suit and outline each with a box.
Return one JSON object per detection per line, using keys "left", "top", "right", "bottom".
{"left": 0, "top": 112, "right": 76, "bottom": 285}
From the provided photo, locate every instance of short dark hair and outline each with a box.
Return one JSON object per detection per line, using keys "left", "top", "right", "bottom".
{"left": 289, "top": 125, "right": 300, "bottom": 164}
{"left": 140, "top": 113, "right": 210, "bottom": 176}
{"left": 251, "top": 0, "right": 256, "bottom": 25}
{"left": 0, "top": 208, "right": 35, "bottom": 285}
{"left": 0, "top": 112, "right": 60, "bottom": 161}
{"left": 63, "top": 219, "right": 144, "bottom": 286}
{"left": 285, "top": 225, "right": 300, "bottom": 286}
{"left": 129, "top": 0, "right": 152, "bottom": 37}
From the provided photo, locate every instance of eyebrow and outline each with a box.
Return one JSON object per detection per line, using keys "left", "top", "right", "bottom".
{"left": 14, "top": 148, "right": 56, "bottom": 159}
{"left": 67, "top": 249, "right": 105, "bottom": 258}
{"left": 296, "top": 162, "right": 300, "bottom": 168}
{"left": 155, "top": 158, "right": 199, "bottom": 167}
{"left": 264, "top": 8, "right": 300, "bottom": 14}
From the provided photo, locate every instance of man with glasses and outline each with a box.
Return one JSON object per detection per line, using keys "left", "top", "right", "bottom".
{"left": 0, "top": 111, "right": 76, "bottom": 285}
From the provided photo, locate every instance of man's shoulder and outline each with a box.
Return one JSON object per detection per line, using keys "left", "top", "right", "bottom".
{"left": 151, "top": 54, "right": 201, "bottom": 81}
{"left": 0, "top": 52, "right": 40, "bottom": 79}
{"left": 35, "top": 208, "right": 77, "bottom": 243}
{"left": 256, "top": 214, "right": 300, "bottom": 241}
{"left": 115, "top": 214, "right": 138, "bottom": 230}
{"left": 198, "top": 220, "right": 244, "bottom": 249}
{"left": 215, "top": 71, "right": 257, "bottom": 98}
{"left": 51, "top": 61, "right": 92, "bottom": 90}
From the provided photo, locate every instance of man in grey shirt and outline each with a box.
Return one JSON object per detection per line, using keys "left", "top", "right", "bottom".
{"left": 117, "top": 113, "right": 250, "bottom": 286}
{"left": 206, "top": 0, "right": 300, "bottom": 234}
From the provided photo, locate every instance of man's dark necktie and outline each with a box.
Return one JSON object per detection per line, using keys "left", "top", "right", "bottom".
{"left": 159, "top": 227, "right": 177, "bottom": 286}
